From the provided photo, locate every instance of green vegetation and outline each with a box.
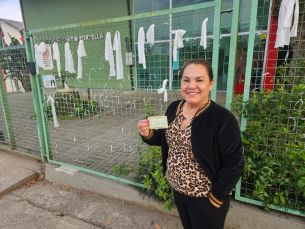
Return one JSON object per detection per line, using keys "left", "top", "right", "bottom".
{"left": 112, "top": 99, "right": 175, "bottom": 211}
{"left": 232, "top": 84, "right": 305, "bottom": 212}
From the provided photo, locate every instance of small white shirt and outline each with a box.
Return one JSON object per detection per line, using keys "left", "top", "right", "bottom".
{"left": 146, "top": 24, "right": 155, "bottom": 46}
{"left": 65, "top": 42, "right": 75, "bottom": 73}
{"left": 171, "top": 30, "right": 186, "bottom": 62}
{"left": 52, "top": 43, "right": 61, "bottom": 77}
{"left": 138, "top": 27, "right": 146, "bottom": 69}
{"left": 77, "top": 40, "right": 86, "bottom": 79}
{"left": 275, "top": 0, "right": 299, "bottom": 48}
{"left": 113, "top": 31, "right": 124, "bottom": 80}
{"left": 105, "top": 32, "right": 116, "bottom": 76}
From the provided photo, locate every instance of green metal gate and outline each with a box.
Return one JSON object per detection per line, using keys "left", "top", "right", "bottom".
{"left": 24, "top": 0, "right": 240, "bottom": 185}
{"left": 0, "top": 46, "right": 41, "bottom": 158}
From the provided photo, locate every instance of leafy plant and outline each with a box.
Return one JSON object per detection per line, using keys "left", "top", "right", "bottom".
{"left": 136, "top": 146, "right": 175, "bottom": 211}
{"left": 232, "top": 84, "right": 305, "bottom": 212}
{"left": 112, "top": 99, "right": 175, "bottom": 211}
{"left": 111, "top": 163, "right": 133, "bottom": 178}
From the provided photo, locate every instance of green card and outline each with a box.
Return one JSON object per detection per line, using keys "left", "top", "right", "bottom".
{"left": 148, "top": 116, "right": 168, "bottom": 129}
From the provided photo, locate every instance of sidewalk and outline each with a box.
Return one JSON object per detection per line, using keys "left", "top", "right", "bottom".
{"left": 0, "top": 149, "right": 305, "bottom": 229}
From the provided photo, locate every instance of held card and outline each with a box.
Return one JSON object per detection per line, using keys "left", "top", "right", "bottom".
{"left": 148, "top": 116, "right": 168, "bottom": 129}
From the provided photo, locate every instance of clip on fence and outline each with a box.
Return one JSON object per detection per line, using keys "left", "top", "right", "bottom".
{"left": 26, "top": 62, "right": 36, "bottom": 75}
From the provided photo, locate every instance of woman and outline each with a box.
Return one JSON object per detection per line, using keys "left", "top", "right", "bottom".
{"left": 138, "top": 59, "right": 244, "bottom": 229}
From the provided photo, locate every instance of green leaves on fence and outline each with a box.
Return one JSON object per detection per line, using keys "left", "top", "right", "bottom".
{"left": 232, "top": 84, "right": 305, "bottom": 212}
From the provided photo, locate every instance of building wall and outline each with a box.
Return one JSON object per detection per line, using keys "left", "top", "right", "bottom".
{"left": 20, "top": 0, "right": 133, "bottom": 30}
{"left": 21, "top": 0, "right": 135, "bottom": 90}
{"left": 0, "top": 22, "right": 22, "bottom": 46}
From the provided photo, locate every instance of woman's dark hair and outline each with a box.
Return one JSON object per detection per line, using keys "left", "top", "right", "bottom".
{"left": 180, "top": 59, "right": 213, "bottom": 82}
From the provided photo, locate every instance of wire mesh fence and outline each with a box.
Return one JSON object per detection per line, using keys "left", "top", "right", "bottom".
{"left": 233, "top": 0, "right": 305, "bottom": 216}
{"left": 28, "top": 3, "right": 224, "bottom": 181}
{"left": 0, "top": 46, "right": 41, "bottom": 158}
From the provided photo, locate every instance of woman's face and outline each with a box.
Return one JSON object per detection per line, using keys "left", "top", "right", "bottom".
{"left": 180, "top": 64, "right": 214, "bottom": 106}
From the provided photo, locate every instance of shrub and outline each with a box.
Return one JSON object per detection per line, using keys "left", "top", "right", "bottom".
{"left": 232, "top": 84, "right": 305, "bottom": 212}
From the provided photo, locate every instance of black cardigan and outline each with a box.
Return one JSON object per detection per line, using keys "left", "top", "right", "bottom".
{"left": 142, "top": 100, "right": 244, "bottom": 204}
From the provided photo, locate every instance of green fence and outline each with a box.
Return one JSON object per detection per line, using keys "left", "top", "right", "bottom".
{"left": 233, "top": 0, "right": 305, "bottom": 217}
{"left": 25, "top": 1, "right": 229, "bottom": 186}
{"left": 0, "top": 45, "right": 41, "bottom": 158}
{"left": 0, "top": 0, "right": 304, "bottom": 217}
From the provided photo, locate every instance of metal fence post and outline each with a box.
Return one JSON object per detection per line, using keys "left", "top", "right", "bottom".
{"left": 225, "top": 0, "right": 241, "bottom": 111}
{"left": 24, "top": 31, "right": 48, "bottom": 162}
{"left": 0, "top": 61, "right": 16, "bottom": 150}
{"left": 235, "top": 0, "right": 259, "bottom": 201}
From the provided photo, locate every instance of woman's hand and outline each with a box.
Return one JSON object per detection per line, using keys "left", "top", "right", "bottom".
{"left": 138, "top": 119, "right": 150, "bottom": 137}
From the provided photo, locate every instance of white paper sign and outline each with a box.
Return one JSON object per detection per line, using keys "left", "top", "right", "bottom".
{"left": 42, "top": 44, "right": 54, "bottom": 70}
{"left": 43, "top": 74, "right": 57, "bottom": 88}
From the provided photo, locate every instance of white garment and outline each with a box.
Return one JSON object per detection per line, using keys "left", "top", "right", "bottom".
{"left": 34, "top": 42, "right": 46, "bottom": 74}
{"left": 34, "top": 44, "right": 40, "bottom": 74}
{"left": 77, "top": 40, "right": 87, "bottom": 79}
{"left": 200, "top": 18, "right": 208, "bottom": 49}
{"left": 52, "top": 43, "right": 61, "bottom": 78}
{"left": 105, "top": 32, "right": 116, "bottom": 76}
{"left": 38, "top": 42, "right": 46, "bottom": 54}
{"left": 146, "top": 24, "right": 155, "bottom": 46}
{"left": 65, "top": 42, "right": 75, "bottom": 73}
{"left": 275, "top": 0, "right": 299, "bottom": 48}
{"left": 138, "top": 27, "right": 146, "bottom": 69}
{"left": 47, "top": 95, "right": 59, "bottom": 128}
{"left": 64, "top": 81, "right": 70, "bottom": 89}
{"left": 46, "top": 44, "right": 54, "bottom": 70}
{"left": 113, "top": 31, "right": 124, "bottom": 80}
{"left": 157, "top": 79, "right": 168, "bottom": 102}
{"left": 171, "top": 30, "right": 186, "bottom": 62}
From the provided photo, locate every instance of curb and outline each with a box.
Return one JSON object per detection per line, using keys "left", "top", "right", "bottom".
{"left": 0, "top": 172, "right": 39, "bottom": 197}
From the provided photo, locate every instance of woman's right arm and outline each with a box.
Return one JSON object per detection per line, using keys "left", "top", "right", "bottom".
{"left": 138, "top": 100, "right": 179, "bottom": 146}
{"left": 138, "top": 120, "right": 163, "bottom": 146}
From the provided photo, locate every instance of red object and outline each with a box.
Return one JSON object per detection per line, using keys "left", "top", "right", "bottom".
{"left": 234, "top": 82, "right": 251, "bottom": 95}
{"left": 2, "top": 69, "right": 7, "bottom": 92}
{"left": 237, "top": 75, "right": 245, "bottom": 83}
{"left": 263, "top": 12, "right": 278, "bottom": 91}
{"left": 20, "top": 34, "right": 24, "bottom": 42}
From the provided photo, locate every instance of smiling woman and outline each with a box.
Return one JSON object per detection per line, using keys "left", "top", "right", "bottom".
{"left": 180, "top": 60, "right": 214, "bottom": 112}
{"left": 138, "top": 59, "right": 244, "bottom": 229}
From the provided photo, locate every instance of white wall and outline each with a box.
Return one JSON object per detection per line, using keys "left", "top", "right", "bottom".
{"left": 0, "top": 22, "right": 22, "bottom": 46}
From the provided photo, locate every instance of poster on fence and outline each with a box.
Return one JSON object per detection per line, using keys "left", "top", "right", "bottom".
{"left": 42, "top": 74, "right": 56, "bottom": 88}
{"left": 42, "top": 44, "right": 54, "bottom": 70}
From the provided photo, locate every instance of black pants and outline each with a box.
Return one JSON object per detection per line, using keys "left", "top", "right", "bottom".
{"left": 173, "top": 189, "right": 230, "bottom": 229}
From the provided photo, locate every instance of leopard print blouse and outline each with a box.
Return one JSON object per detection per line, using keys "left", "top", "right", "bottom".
{"left": 165, "top": 104, "right": 212, "bottom": 197}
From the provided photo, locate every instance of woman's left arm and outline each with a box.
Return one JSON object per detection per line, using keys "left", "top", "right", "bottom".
{"left": 210, "top": 113, "right": 244, "bottom": 206}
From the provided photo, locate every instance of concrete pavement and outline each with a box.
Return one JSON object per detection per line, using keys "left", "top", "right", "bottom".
{"left": 1, "top": 149, "right": 305, "bottom": 229}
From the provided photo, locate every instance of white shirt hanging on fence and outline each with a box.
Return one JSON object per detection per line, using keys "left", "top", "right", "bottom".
{"left": 171, "top": 29, "right": 186, "bottom": 62}
{"left": 138, "top": 27, "right": 146, "bottom": 69}
{"left": 200, "top": 18, "right": 208, "bottom": 49}
{"left": 52, "top": 43, "right": 61, "bottom": 78}
{"left": 105, "top": 32, "right": 116, "bottom": 76}
{"left": 113, "top": 31, "right": 124, "bottom": 80}
{"left": 34, "top": 42, "right": 46, "bottom": 74}
{"left": 157, "top": 79, "right": 168, "bottom": 102}
{"left": 47, "top": 95, "right": 59, "bottom": 128}
{"left": 274, "top": 0, "right": 299, "bottom": 48}
{"left": 65, "top": 42, "right": 75, "bottom": 73}
{"left": 34, "top": 44, "right": 41, "bottom": 74}
{"left": 77, "top": 40, "right": 86, "bottom": 79}
{"left": 146, "top": 24, "right": 155, "bottom": 46}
